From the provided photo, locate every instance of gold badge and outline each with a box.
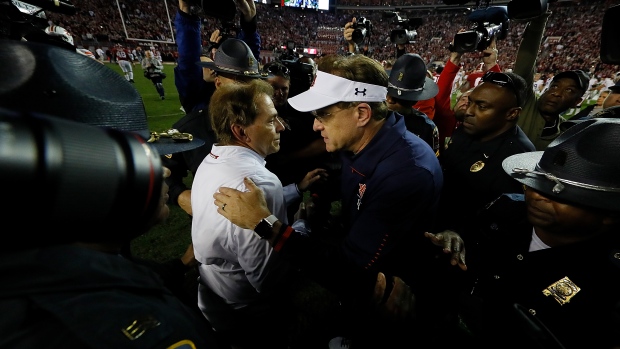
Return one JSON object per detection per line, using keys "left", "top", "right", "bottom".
{"left": 542, "top": 276, "right": 580, "bottom": 305}
{"left": 398, "top": 72, "right": 404, "bottom": 81}
{"left": 470, "top": 160, "right": 485, "bottom": 172}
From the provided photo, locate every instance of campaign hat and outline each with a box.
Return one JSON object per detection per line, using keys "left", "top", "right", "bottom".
{"left": 0, "top": 40, "right": 204, "bottom": 155}
{"left": 196, "top": 38, "right": 265, "bottom": 79}
{"left": 502, "top": 118, "right": 620, "bottom": 212}
{"left": 387, "top": 53, "right": 438, "bottom": 101}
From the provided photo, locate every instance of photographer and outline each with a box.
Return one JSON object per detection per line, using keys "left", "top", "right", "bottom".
{"left": 141, "top": 50, "right": 166, "bottom": 100}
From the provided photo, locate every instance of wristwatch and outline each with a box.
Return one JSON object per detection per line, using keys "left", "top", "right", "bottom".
{"left": 254, "top": 215, "right": 278, "bottom": 239}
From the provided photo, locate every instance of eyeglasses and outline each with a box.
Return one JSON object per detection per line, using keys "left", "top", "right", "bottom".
{"left": 266, "top": 64, "right": 290, "bottom": 77}
{"left": 311, "top": 105, "right": 356, "bottom": 122}
{"left": 481, "top": 71, "right": 520, "bottom": 106}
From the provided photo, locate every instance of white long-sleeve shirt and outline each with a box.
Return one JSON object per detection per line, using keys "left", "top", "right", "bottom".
{"left": 191, "top": 144, "right": 292, "bottom": 309}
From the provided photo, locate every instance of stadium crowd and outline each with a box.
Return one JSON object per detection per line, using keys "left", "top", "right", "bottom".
{"left": 45, "top": 0, "right": 618, "bottom": 78}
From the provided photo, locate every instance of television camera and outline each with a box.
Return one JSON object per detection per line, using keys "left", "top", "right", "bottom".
{"left": 277, "top": 41, "right": 316, "bottom": 97}
{"left": 450, "top": 6, "right": 509, "bottom": 53}
{"left": 384, "top": 11, "right": 423, "bottom": 45}
{"left": 351, "top": 17, "right": 372, "bottom": 45}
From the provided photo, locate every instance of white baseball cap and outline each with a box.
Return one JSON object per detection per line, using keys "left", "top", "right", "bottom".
{"left": 288, "top": 71, "right": 387, "bottom": 112}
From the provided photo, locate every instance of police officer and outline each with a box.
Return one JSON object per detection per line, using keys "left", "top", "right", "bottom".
{"left": 457, "top": 118, "right": 620, "bottom": 349}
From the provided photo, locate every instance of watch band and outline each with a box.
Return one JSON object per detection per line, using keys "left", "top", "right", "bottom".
{"left": 254, "top": 214, "right": 278, "bottom": 239}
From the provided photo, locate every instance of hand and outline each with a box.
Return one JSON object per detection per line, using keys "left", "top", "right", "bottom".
{"left": 482, "top": 37, "right": 498, "bottom": 69}
{"left": 343, "top": 17, "right": 356, "bottom": 51}
{"left": 373, "top": 272, "right": 416, "bottom": 320}
{"left": 297, "top": 168, "right": 328, "bottom": 192}
{"left": 213, "top": 177, "right": 271, "bottom": 229}
{"left": 424, "top": 231, "right": 467, "bottom": 271}
{"left": 177, "top": 189, "right": 192, "bottom": 216}
{"left": 210, "top": 29, "right": 222, "bottom": 46}
{"left": 235, "top": 0, "right": 256, "bottom": 23}
{"left": 294, "top": 195, "right": 316, "bottom": 222}
{"left": 178, "top": 0, "right": 189, "bottom": 13}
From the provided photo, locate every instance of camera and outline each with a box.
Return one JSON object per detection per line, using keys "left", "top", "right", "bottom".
{"left": 386, "top": 12, "right": 423, "bottom": 45}
{"left": 277, "top": 42, "right": 316, "bottom": 97}
{"left": 450, "top": 6, "right": 509, "bottom": 53}
{"left": 351, "top": 17, "right": 372, "bottom": 45}
{"left": 0, "top": 108, "right": 164, "bottom": 245}
{"left": 219, "top": 20, "right": 239, "bottom": 42}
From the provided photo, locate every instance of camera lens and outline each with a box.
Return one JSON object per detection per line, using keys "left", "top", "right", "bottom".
{"left": 352, "top": 27, "right": 367, "bottom": 45}
{"left": 0, "top": 110, "right": 163, "bottom": 246}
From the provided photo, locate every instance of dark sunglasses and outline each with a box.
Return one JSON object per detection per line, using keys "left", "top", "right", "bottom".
{"left": 266, "top": 64, "right": 290, "bottom": 77}
{"left": 481, "top": 71, "right": 520, "bottom": 106}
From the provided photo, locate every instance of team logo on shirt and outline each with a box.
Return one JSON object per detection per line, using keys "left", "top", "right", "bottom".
{"left": 357, "top": 183, "right": 366, "bottom": 210}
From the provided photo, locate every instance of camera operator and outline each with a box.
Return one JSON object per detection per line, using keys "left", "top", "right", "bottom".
{"left": 141, "top": 49, "right": 167, "bottom": 100}
{"left": 0, "top": 40, "right": 223, "bottom": 349}
{"left": 343, "top": 17, "right": 371, "bottom": 56}
{"left": 175, "top": 0, "right": 261, "bottom": 114}
{"left": 164, "top": 0, "right": 264, "bottom": 217}
{"left": 434, "top": 34, "right": 502, "bottom": 152}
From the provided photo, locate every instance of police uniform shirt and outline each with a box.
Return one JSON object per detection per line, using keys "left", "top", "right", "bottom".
{"left": 435, "top": 126, "right": 535, "bottom": 238}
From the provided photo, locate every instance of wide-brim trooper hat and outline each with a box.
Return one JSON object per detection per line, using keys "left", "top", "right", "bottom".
{"left": 502, "top": 118, "right": 620, "bottom": 212}
{"left": 196, "top": 38, "right": 265, "bottom": 79}
{"left": 387, "top": 53, "right": 438, "bottom": 102}
{"left": 0, "top": 40, "right": 204, "bottom": 155}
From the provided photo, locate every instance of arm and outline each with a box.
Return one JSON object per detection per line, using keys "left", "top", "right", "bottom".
{"left": 236, "top": 0, "right": 261, "bottom": 61}
{"left": 213, "top": 177, "right": 415, "bottom": 318}
{"left": 343, "top": 17, "right": 358, "bottom": 54}
{"left": 173, "top": 0, "right": 203, "bottom": 111}
{"left": 153, "top": 59, "right": 164, "bottom": 71}
{"left": 512, "top": 12, "right": 551, "bottom": 88}
{"left": 396, "top": 44, "right": 406, "bottom": 59}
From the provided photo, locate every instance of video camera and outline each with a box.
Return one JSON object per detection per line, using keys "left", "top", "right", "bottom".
{"left": 351, "top": 17, "right": 372, "bottom": 45}
{"left": 450, "top": 6, "right": 510, "bottom": 53}
{"left": 277, "top": 41, "right": 316, "bottom": 97}
{"left": 384, "top": 11, "right": 423, "bottom": 45}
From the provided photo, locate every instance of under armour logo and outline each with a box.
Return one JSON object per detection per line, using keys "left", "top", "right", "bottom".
{"left": 354, "top": 88, "right": 367, "bottom": 96}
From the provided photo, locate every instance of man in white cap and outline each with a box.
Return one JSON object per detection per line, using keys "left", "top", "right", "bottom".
{"left": 212, "top": 53, "right": 465, "bottom": 348}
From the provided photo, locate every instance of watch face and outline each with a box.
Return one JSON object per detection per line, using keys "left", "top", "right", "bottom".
{"left": 264, "top": 215, "right": 278, "bottom": 227}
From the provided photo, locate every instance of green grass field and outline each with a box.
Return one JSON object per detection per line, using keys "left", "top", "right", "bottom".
{"left": 105, "top": 62, "right": 193, "bottom": 263}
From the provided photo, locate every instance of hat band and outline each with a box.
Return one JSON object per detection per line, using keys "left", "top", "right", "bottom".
{"left": 215, "top": 65, "right": 264, "bottom": 76}
{"left": 512, "top": 167, "right": 620, "bottom": 194}
{"left": 388, "top": 82, "right": 424, "bottom": 96}
{"left": 388, "top": 82, "right": 424, "bottom": 93}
